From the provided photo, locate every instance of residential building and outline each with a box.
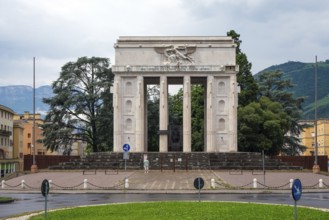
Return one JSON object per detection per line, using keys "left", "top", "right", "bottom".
{"left": 13, "top": 111, "right": 46, "bottom": 156}
{"left": 300, "top": 119, "right": 329, "bottom": 157}
{"left": 0, "top": 104, "right": 15, "bottom": 159}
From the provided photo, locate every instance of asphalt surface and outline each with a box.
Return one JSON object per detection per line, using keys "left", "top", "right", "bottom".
{"left": 1, "top": 170, "right": 329, "bottom": 192}
{"left": 1, "top": 170, "right": 329, "bottom": 219}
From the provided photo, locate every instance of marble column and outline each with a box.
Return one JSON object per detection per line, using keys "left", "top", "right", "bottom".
{"left": 183, "top": 76, "right": 191, "bottom": 152}
{"left": 206, "top": 76, "right": 214, "bottom": 152}
{"left": 159, "top": 75, "right": 168, "bottom": 152}
{"left": 113, "top": 75, "right": 122, "bottom": 152}
{"left": 135, "top": 76, "right": 145, "bottom": 152}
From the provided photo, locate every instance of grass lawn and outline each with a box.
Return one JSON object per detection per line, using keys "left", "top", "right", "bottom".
{"left": 0, "top": 197, "right": 14, "bottom": 203}
{"left": 30, "top": 201, "right": 329, "bottom": 220}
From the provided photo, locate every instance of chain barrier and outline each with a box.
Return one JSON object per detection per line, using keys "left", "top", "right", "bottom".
{"left": 51, "top": 182, "right": 84, "bottom": 190}
{"left": 3, "top": 182, "right": 22, "bottom": 188}
{"left": 23, "top": 183, "right": 40, "bottom": 190}
{"left": 257, "top": 181, "right": 290, "bottom": 189}
{"left": 303, "top": 182, "right": 322, "bottom": 189}
{"left": 87, "top": 181, "right": 124, "bottom": 190}
{"left": 322, "top": 182, "right": 329, "bottom": 188}
{"left": 1, "top": 179, "right": 329, "bottom": 191}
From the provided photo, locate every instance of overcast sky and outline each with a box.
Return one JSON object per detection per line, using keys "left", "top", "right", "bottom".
{"left": 0, "top": 0, "right": 328, "bottom": 87}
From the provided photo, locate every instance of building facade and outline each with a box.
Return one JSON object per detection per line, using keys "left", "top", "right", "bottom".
{"left": 112, "top": 36, "right": 239, "bottom": 153}
{"left": 0, "top": 105, "right": 15, "bottom": 159}
{"left": 13, "top": 111, "right": 46, "bottom": 156}
{"left": 300, "top": 119, "right": 329, "bottom": 157}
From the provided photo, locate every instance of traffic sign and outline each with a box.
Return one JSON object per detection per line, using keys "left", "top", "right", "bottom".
{"left": 292, "top": 179, "right": 302, "bottom": 201}
{"left": 123, "top": 144, "right": 130, "bottom": 152}
{"left": 41, "top": 179, "right": 50, "bottom": 197}
{"left": 193, "top": 177, "right": 205, "bottom": 190}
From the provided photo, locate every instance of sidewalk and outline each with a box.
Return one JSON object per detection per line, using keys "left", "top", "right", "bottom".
{"left": 1, "top": 169, "right": 329, "bottom": 193}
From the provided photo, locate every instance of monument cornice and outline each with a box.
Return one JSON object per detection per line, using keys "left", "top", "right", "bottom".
{"left": 112, "top": 65, "right": 239, "bottom": 73}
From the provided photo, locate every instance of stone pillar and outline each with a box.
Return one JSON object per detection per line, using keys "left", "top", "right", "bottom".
{"left": 183, "top": 76, "right": 191, "bottom": 152}
{"left": 113, "top": 75, "right": 122, "bottom": 152}
{"left": 206, "top": 76, "right": 214, "bottom": 152}
{"left": 135, "top": 76, "right": 145, "bottom": 152}
{"left": 159, "top": 76, "right": 168, "bottom": 152}
{"left": 230, "top": 74, "right": 238, "bottom": 152}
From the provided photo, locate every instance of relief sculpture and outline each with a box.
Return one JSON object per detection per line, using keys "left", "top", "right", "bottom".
{"left": 155, "top": 45, "right": 196, "bottom": 65}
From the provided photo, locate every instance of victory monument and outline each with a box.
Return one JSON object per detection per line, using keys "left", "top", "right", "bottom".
{"left": 112, "top": 36, "right": 239, "bottom": 153}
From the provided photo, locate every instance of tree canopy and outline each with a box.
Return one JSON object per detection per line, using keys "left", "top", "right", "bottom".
{"left": 227, "top": 30, "right": 259, "bottom": 106}
{"left": 256, "top": 70, "right": 306, "bottom": 155}
{"left": 238, "top": 97, "right": 290, "bottom": 155}
{"left": 42, "top": 57, "right": 114, "bottom": 153}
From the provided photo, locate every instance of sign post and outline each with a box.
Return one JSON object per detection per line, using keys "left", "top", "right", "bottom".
{"left": 122, "top": 144, "right": 130, "bottom": 172}
{"left": 41, "top": 179, "right": 50, "bottom": 217}
{"left": 292, "top": 178, "right": 302, "bottom": 220}
{"left": 193, "top": 177, "right": 204, "bottom": 202}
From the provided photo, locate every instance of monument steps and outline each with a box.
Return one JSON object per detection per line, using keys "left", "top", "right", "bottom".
{"left": 49, "top": 152, "right": 302, "bottom": 171}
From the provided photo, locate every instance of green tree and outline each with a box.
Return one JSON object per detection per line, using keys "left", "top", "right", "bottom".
{"left": 238, "top": 97, "right": 290, "bottom": 155}
{"left": 191, "top": 85, "right": 205, "bottom": 151}
{"left": 168, "top": 85, "right": 205, "bottom": 151}
{"left": 43, "top": 57, "right": 113, "bottom": 153}
{"left": 147, "top": 85, "right": 160, "bottom": 152}
{"left": 227, "top": 30, "right": 259, "bottom": 106}
{"left": 256, "top": 70, "right": 306, "bottom": 155}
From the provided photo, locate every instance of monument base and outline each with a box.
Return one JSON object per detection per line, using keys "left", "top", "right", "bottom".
{"left": 31, "top": 164, "right": 38, "bottom": 173}
{"left": 312, "top": 164, "right": 320, "bottom": 174}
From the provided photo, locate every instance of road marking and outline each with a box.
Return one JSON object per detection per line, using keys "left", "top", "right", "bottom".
{"left": 150, "top": 181, "right": 157, "bottom": 189}
{"left": 171, "top": 181, "right": 176, "bottom": 189}
{"left": 165, "top": 180, "right": 170, "bottom": 189}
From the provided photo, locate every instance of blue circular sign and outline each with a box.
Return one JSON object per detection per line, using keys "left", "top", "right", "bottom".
{"left": 123, "top": 144, "right": 130, "bottom": 152}
{"left": 194, "top": 177, "right": 204, "bottom": 190}
{"left": 292, "top": 179, "right": 302, "bottom": 201}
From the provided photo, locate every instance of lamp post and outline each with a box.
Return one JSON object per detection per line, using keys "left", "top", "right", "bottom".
{"left": 312, "top": 56, "right": 320, "bottom": 173}
{"left": 31, "top": 57, "right": 38, "bottom": 173}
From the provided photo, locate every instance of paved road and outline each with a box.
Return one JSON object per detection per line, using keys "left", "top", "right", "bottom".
{"left": 1, "top": 192, "right": 329, "bottom": 219}
{"left": 1, "top": 170, "right": 329, "bottom": 219}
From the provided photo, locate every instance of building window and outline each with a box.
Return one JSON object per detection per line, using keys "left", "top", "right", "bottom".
{"left": 28, "top": 133, "right": 31, "bottom": 138}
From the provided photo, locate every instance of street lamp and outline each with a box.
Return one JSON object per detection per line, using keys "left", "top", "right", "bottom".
{"left": 31, "top": 57, "right": 38, "bottom": 173}
{"left": 312, "top": 56, "right": 320, "bottom": 174}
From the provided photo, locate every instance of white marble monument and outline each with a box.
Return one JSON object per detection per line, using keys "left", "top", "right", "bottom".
{"left": 112, "top": 36, "right": 239, "bottom": 153}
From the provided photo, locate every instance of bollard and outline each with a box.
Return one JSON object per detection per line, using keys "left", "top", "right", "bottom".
{"left": 319, "top": 179, "right": 323, "bottom": 188}
{"left": 49, "top": 180, "right": 52, "bottom": 189}
{"left": 125, "top": 178, "right": 129, "bottom": 189}
{"left": 211, "top": 179, "right": 216, "bottom": 189}
{"left": 21, "top": 180, "right": 25, "bottom": 189}
{"left": 253, "top": 178, "right": 257, "bottom": 188}
{"left": 1, "top": 180, "right": 5, "bottom": 189}
{"left": 290, "top": 179, "right": 294, "bottom": 189}
{"left": 83, "top": 179, "right": 88, "bottom": 189}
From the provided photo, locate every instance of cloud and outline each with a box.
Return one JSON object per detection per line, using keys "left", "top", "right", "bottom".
{"left": 0, "top": 0, "right": 328, "bottom": 87}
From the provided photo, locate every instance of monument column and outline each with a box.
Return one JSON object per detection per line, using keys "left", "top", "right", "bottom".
{"left": 113, "top": 75, "right": 122, "bottom": 152}
{"left": 159, "top": 75, "right": 168, "bottom": 152}
{"left": 206, "top": 76, "right": 214, "bottom": 152}
{"left": 183, "top": 76, "right": 191, "bottom": 152}
{"left": 135, "top": 76, "right": 145, "bottom": 152}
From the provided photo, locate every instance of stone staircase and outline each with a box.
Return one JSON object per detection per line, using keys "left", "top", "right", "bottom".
{"left": 49, "top": 152, "right": 302, "bottom": 171}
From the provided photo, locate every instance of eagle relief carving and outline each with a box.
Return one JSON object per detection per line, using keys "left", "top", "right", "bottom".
{"left": 155, "top": 45, "right": 196, "bottom": 65}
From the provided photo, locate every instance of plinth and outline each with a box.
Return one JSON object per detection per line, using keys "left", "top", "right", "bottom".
{"left": 312, "top": 164, "right": 320, "bottom": 174}
{"left": 31, "top": 164, "right": 39, "bottom": 173}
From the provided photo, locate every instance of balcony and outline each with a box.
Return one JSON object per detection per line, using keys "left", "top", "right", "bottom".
{"left": 0, "top": 129, "right": 12, "bottom": 137}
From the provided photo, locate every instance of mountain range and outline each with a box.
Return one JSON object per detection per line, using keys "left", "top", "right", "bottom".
{"left": 0, "top": 85, "right": 53, "bottom": 116}
{"left": 1, "top": 60, "right": 329, "bottom": 119}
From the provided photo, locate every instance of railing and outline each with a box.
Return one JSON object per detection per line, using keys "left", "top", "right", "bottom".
{"left": 0, "top": 129, "right": 12, "bottom": 136}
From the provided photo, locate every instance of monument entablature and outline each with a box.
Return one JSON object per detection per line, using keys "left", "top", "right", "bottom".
{"left": 112, "top": 36, "right": 239, "bottom": 153}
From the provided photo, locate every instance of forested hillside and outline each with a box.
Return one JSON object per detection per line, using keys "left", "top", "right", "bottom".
{"left": 256, "top": 60, "right": 329, "bottom": 119}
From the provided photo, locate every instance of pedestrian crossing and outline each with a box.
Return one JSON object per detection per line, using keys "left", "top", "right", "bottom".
{"left": 128, "top": 170, "right": 219, "bottom": 190}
